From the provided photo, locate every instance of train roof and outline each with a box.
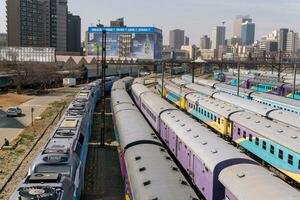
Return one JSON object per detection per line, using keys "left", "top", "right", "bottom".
{"left": 140, "top": 91, "right": 176, "bottom": 116}
{"left": 214, "top": 83, "right": 253, "bottom": 95}
{"left": 125, "top": 144, "right": 199, "bottom": 200}
{"left": 182, "top": 75, "right": 219, "bottom": 87}
{"left": 111, "top": 89, "right": 133, "bottom": 108}
{"left": 160, "top": 110, "right": 254, "bottom": 171}
{"left": 171, "top": 78, "right": 189, "bottom": 86}
{"left": 165, "top": 83, "right": 190, "bottom": 96}
{"left": 133, "top": 77, "right": 145, "bottom": 85}
{"left": 131, "top": 83, "right": 152, "bottom": 97}
{"left": 251, "top": 92, "right": 300, "bottom": 110}
{"left": 185, "top": 83, "right": 216, "bottom": 97}
{"left": 219, "top": 164, "right": 300, "bottom": 200}
{"left": 230, "top": 112, "right": 300, "bottom": 153}
{"left": 186, "top": 93, "right": 243, "bottom": 117}
{"left": 268, "top": 109, "right": 300, "bottom": 129}
{"left": 212, "top": 92, "right": 275, "bottom": 116}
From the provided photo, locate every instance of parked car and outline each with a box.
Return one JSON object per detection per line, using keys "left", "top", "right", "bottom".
{"left": 6, "top": 107, "right": 22, "bottom": 117}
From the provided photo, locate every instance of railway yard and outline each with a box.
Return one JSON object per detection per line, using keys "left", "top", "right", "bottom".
{"left": 0, "top": 74, "right": 299, "bottom": 200}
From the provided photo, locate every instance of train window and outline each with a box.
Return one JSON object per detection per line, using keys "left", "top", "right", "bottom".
{"left": 255, "top": 137, "right": 259, "bottom": 146}
{"left": 218, "top": 118, "right": 220, "bottom": 124}
{"left": 78, "top": 133, "right": 85, "bottom": 145}
{"left": 298, "top": 160, "right": 300, "bottom": 170}
{"left": 262, "top": 141, "right": 266, "bottom": 150}
{"left": 214, "top": 116, "right": 217, "bottom": 122}
{"left": 243, "top": 131, "right": 246, "bottom": 139}
{"left": 204, "top": 111, "right": 207, "bottom": 116}
{"left": 270, "top": 145, "right": 274, "bottom": 154}
{"left": 210, "top": 114, "right": 213, "bottom": 120}
{"left": 237, "top": 128, "right": 241, "bottom": 135}
{"left": 249, "top": 134, "right": 252, "bottom": 142}
{"left": 288, "top": 154, "right": 293, "bottom": 165}
{"left": 208, "top": 113, "right": 210, "bottom": 118}
{"left": 278, "top": 149, "right": 283, "bottom": 160}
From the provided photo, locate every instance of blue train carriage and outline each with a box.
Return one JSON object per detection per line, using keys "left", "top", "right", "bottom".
{"left": 185, "top": 93, "right": 243, "bottom": 137}
{"left": 164, "top": 83, "right": 190, "bottom": 108}
{"left": 230, "top": 111, "right": 300, "bottom": 185}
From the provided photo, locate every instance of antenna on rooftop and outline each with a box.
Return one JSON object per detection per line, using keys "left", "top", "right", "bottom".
{"left": 222, "top": 21, "right": 226, "bottom": 26}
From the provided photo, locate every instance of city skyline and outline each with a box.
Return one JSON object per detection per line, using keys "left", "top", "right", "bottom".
{"left": 0, "top": 0, "right": 300, "bottom": 45}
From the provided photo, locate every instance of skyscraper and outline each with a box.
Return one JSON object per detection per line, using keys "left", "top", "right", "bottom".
{"left": 233, "top": 15, "right": 252, "bottom": 37}
{"left": 241, "top": 21, "right": 255, "bottom": 45}
{"left": 286, "top": 30, "right": 298, "bottom": 53}
{"left": 278, "top": 28, "right": 289, "bottom": 52}
{"left": 200, "top": 35, "right": 210, "bottom": 49}
{"left": 169, "top": 29, "right": 185, "bottom": 49}
{"left": 184, "top": 36, "right": 190, "bottom": 45}
{"left": 67, "top": 13, "right": 81, "bottom": 53}
{"left": 211, "top": 26, "right": 226, "bottom": 50}
{"left": 6, "top": 0, "right": 68, "bottom": 51}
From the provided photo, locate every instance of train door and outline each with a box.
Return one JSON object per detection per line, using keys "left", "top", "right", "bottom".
{"left": 188, "top": 150, "right": 193, "bottom": 179}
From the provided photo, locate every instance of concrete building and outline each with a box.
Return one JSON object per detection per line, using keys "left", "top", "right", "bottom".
{"left": 228, "top": 37, "right": 242, "bottom": 46}
{"left": 233, "top": 15, "right": 252, "bottom": 37}
{"left": 278, "top": 28, "right": 289, "bottom": 52}
{"left": 199, "top": 49, "right": 218, "bottom": 60}
{"left": 110, "top": 18, "right": 125, "bottom": 27}
{"left": 67, "top": 13, "right": 81, "bottom": 53}
{"left": 241, "top": 21, "right": 255, "bottom": 45}
{"left": 0, "top": 34, "right": 7, "bottom": 47}
{"left": 184, "top": 36, "right": 190, "bottom": 45}
{"left": 162, "top": 49, "right": 189, "bottom": 60}
{"left": 181, "top": 45, "right": 197, "bottom": 60}
{"left": 200, "top": 35, "right": 210, "bottom": 49}
{"left": 169, "top": 29, "right": 184, "bottom": 49}
{"left": 286, "top": 30, "right": 298, "bottom": 53}
{"left": 6, "top": 0, "right": 68, "bottom": 51}
{"left": 211, "top": 26, "right": 226, "bottom": 50}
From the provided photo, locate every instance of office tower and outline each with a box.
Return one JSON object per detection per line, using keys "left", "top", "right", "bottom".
{"left": 233, "top": 15, "right": 252, "bottom": 37}
{"left": 241, "top": 21, "right": 255, "bottom": 45}
{"left": 6, "top": 0, "right": 68, "bottom": 51}
{"left": 278, "top": 28, "right": 289, "bottom": 51}
{"left": 211, "top": 26, "right": 226, "bottom": 50}
{"left": 169, "top": 29, "right": 185, "bottom": 49}
{"left": 67, "top": 13, "right": 81, "bottom": 53}
{"left": 184, "top": 36, "right": 190, "bottom": 45}
{"left": 200, "top": 35, "right": 210, "bottom": 49}
{"left": 286, "top": 30, "right": 298, "bottom": 53}
{"left": 265, "top": 41, "right": 278, "bottom": 52}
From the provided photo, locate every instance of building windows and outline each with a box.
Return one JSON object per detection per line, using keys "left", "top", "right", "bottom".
{"left": 270, "top": 145, "right": 274, "bottom": 154}
{"left": 278, "top": 149, "right": 283, "bottom": 160}
{"left": 255, "top": 137, "right": 259, "bottom": 146}
{"left": 249, "top": 134, "right": 252, "bottom": 142}
{"left": 288, "top": 154, "right": 293, "bottom": 165}
{"left": 262, "top": 141, "right": 266, "bottom": 150}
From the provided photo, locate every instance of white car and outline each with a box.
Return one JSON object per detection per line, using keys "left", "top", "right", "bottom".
{"left": 6, "top": 107, "right": 22, "bottom": 117}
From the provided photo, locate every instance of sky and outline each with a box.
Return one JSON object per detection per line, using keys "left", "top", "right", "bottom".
{"left": 0, "top": 0, "right": 300, "bottom": 45}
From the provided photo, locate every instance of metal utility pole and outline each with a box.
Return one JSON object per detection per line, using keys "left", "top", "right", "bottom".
{"left": 161, "top": 62, "right": 165, "bottom": 98}
{"left": 293, "top": 63, "right": 297, "bottom": 99}
{"left": 96, "top": 45, "right": 100, "bottom": 78}
{"left": 237, "top": 62, "right": 241, "bottom": 97}
{"left": 278, "top": 51, "right": 282, "bottom": 82}
{"left": 192, "top": 62, "right": 195, "bottom": 83}
{"left": 100, "top": 30, "right": 107, "bottom": 146}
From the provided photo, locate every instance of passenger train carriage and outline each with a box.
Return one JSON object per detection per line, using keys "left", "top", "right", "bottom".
{"left": 111, "top": 78, "right": 199, "bottom": 200}
{"left": 158, "top": 78, "right": 300, "bottom": 185}
{"left": 131, "top": 81, "right": 300, "bottom": 200}
{"left": 11, "top": 81, "right": 100, "bottom": 200}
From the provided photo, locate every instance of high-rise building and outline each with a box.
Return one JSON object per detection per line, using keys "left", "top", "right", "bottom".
{"left": 211, "top": 26, "right": 226, "bottom": 50}
{"left": 233, "top": 15, "right": 252, "bottom": 37}
{"left": 6, "top": 0, "right": 68, "bottom": 51}
{"left": 184, "top": 36, "right": 190, "bottom": 45}
{"left": 265, "top": 41, "right": 278, "bottom": 52}
{"left": 0, "top": 33, "right": 7, "bottom": 47}
{"left": 169, "top": 29, "right": 184, "bottom": 49}
{"left": 241, "top": 21, "right": 255, "bottom": 45}
{"left": 286, "top": 30, "right": 298, "bottom": 53}
{"left": 278, "top": 28, "right": 289, "bottom": 52}
{"left": 67, "top": 13, "right": 81, "bottom": 53}
{"left": 200, "top": 35, "right": 210, "bottom": 49}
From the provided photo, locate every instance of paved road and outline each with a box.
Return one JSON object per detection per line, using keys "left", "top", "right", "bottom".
{"left": 0, "top": 91, "right": 77, "bottom": 147}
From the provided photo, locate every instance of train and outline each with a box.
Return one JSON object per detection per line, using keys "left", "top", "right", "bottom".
{"left": 111, "top": 77, "right": 199, "bottom": 200}
{"left": 169, "top": 77, "right": 300, "bottom": 130}
{"left": 215, "top": 72, "right": 300, "bottom": 100}
{"left": 10, "top": 80, "right": 101, "bottom": 200}
{"left": 131, "top": 80, "right": 300, "bottom": 200}
{"left": 182, "top": 75, "right": 300, "bottom": 114}
{"left": 157, "top": 78, "right": 300, "bottom": 185}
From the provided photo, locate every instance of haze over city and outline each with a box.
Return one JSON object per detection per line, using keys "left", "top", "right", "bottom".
{"left": 1, "top": 0, "right": 300, "bottom": 44}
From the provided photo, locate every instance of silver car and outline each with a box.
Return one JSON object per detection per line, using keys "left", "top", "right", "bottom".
{"left": 6, "top": 107, "right": 22, "bottom": 117}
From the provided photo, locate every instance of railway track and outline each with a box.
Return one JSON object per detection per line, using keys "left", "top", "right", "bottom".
{"left": 81, "top": 97, "right": 124, "bottom": 200}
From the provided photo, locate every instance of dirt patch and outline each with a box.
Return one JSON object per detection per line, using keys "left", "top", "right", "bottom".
{"left": 0, "top": 93, "right": 32, "bottom": 108}
{"left": 0, "top": 96, "right": 73, "bottom": 199}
